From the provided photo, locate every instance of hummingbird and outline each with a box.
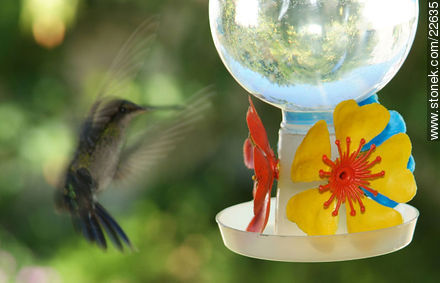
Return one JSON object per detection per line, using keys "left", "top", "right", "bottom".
{"left": 54, "top": 19, "right": 212, "bottom": 251}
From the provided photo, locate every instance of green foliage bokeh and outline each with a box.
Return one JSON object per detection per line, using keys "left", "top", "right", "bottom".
{"left": 0, "top": 1, "right": 438, "bottom": 283}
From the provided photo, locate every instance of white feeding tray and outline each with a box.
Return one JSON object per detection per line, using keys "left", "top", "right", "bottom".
{"left": 216, "top": 198, "right": 419, "bottom": 262}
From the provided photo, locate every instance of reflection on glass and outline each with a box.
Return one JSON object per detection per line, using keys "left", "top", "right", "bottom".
{"left": 210, "top": 0, "right": 418, "bottom": 111}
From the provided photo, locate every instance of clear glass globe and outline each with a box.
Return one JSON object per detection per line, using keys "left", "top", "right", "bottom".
{"left": 210, "top": 0, "right": 419, "bottom": 111}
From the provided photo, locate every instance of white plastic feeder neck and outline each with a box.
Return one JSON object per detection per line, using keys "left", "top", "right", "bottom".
{"left": 276, "top": 110, "right": 339, "bottom": 235}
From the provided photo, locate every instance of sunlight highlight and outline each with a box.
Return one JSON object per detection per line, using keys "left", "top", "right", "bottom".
{"left": 235, "top": 0, "right": 259, "bottom": 28}
{"left": 362, "top": 0, "right": 416, "bottom": 29}
{"left": 21, "top": 0, "right": 79, "bottom": 48}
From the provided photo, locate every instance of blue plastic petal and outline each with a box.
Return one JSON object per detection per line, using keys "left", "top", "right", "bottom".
{"left": 363, "top": 110, "right": 406, "bottom": 149}
{"left": 358, "top": 94, "right": 379, "bottom": 106}
{"left": 357, "top": 97, "right": 416, "bottom": 172}
{"left": 361, "top": 187, "right": 399, "bottom": 208}
{"left": 407, "top": 155, "right": 415, "bottom": 172}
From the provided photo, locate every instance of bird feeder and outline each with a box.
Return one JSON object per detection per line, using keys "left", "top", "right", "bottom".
{"left": 210, "top": 0, "right": 420, "bottom": 262}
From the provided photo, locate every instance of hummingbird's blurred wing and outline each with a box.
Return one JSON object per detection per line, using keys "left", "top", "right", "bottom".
{"left": 113, "top": 87, "right": 214, "bottom": 183}
{"left": 94, "top": 17, "right": 158, "bottom": 100}
{"left": 74, "top": 18, "right": 159, "bottom": 153}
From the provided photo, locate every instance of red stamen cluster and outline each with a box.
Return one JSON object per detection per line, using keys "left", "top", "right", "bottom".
{"left": 319, "top": 137, "right": 384, "bottom": 216}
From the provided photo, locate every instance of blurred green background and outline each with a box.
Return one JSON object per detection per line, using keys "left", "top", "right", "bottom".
{"left": 0, "top": 0, "right": 438, "bottom": 282}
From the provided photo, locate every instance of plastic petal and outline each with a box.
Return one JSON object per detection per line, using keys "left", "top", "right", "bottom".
{"left": 363, "top": 110, "right": 406, "bottom": 149}
{"left": 334, "top": 100, "right": 390, "bottom": 149}
{"left": 286, "top": 189, "right": 338, "bottom": 235}
{"left": 247, "top": 191, "right": 271, "bottom": 233}
{"left": 407, "top": 155, "right": 415, "bottom": 173}
{"left": 362, "top": 189, "right": 398, "bottom": 208}
{"left": 368, "top": 133, "right": 417, "bottom": 203}
{"left": 358, "top": 97, "right": 415, "bottom": 172}
{"left": 243, "top": 138, "right": 254, "bottom": 169}
{"left": 347, "top": 197, "right": 403, "bottom": 233}
{"left": 291, "top": 120, "right": 331, "bottom": 182}
{"left": 246, "top": 97, "right": 271, "bottom": 155}
{"left": 252, "top": 147, "right": 274, "bottom": 215}
{"left": 358, "top": 94, "right": 379, "bottom": 106}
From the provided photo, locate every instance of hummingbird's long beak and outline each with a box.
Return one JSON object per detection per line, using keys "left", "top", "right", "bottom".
{"left": 135, "top": 105, "right": 147, "bottom": 113}
{"left": 125, "top": 102, "right": 148, "bottom": 114}
{"left": 143, "top": 105, "right": 184, "bottom": 111}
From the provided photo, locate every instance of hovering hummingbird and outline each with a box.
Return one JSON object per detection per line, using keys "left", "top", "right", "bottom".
{"left": 54, "top": 19, "right": 212, "bottom": 251}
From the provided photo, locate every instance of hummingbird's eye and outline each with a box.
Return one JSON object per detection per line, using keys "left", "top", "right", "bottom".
{"left": 119, "top": 106, "right": 127, "bottom": 113}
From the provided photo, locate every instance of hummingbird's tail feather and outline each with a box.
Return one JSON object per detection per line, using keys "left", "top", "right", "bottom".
{"left": 95, "top": 202, "right": 133, "bottom": 250}
{"left": 70, "top": 203, "right": 131, "bottom": 251}
{"left": 73, "top": 213, "right": 107, "bottom": 250}
{"left": 96, "top": 210, "right": 123, "bottom": 251}
{"left": 89, "top": 213, "right": 107, "bottom": 249}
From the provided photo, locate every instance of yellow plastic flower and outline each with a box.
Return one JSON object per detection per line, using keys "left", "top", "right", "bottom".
{"left": 287, "top": 100, "right": 417, "bottom": 235}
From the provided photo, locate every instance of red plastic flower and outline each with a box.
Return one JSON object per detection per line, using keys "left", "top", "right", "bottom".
{"left": 243, "top": 97, "right": 279, "bottom": 233}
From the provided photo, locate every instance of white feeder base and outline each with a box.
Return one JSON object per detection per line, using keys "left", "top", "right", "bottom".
{"left": 216, "top": 198, "right": 419, "bottom": 262}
